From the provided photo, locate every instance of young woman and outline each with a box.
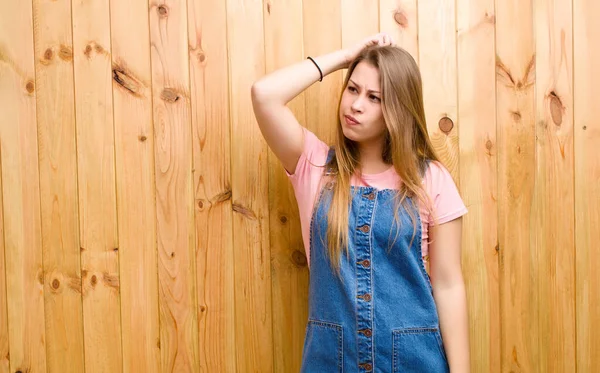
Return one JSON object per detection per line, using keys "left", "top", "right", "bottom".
{"left": 251, "top": 33, "right": 470, "bottom": 373}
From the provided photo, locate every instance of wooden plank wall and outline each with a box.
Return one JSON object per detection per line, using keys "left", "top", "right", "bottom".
{"left": 0, "top": 0, "right": 599, "bottom": 372}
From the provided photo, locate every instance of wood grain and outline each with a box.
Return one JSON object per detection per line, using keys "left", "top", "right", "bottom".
{"left": 0, "top": 3, "right": 47, "bottom": 372}
{"left": 496, "top": 1, "right": 536, "bottom": 371}
{"left": 418, "top": 0, "right": 459, "bottom": 181}
{"left": 32, "top": 0, "right": 85, "bottom": 370}
{"left": 379, "top": 0, "right": 419, "bottom": 62}
{"left": 456, "top": 0, "right": 499, "bottom": 371}
{"left": 187, "top": 0, "right": 236, "bottom": 371}
{"left": 0, "top": 147, "right": 7, "bottom": 373}
{"left": 341, "top": 0, "right": 379, "bottom": 81}
{"left": 148, "top": 0, "right": 199, "bottom": 371}
{"left": 574, "top": 0, "right": 600, "bottom": 371}
{"left": 71, "top": 0, "right": 123, "bottom": 370}
{"left": 226, "top": 0, "right": 274, "bottom": 371}
{"left": 110, "top": 0, "right": 161, "bottom": 371}
{"left": 303, "top": 0, "right": 344, "bottom": 143}
{"left": 533, "top": 0, "right": 576, "bottom": 371}
{"left": 263, "top": 0, "right": 309, "bottom": 372}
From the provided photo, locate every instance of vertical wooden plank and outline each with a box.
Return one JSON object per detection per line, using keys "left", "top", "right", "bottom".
{"left": 456, "top": 0, "right": 499, "bottom": 371}
{"left": 0, "top": 150, "right": 7, "bottom": 373}
{"left": 71, "top": 0, "right": 123, "bottom": 371}
{"left": 574, "top": 0, "right": 600, "bottom": 371}
{"left": 110, "top": 0, "right": 161, "bottom": 371}
{"left": 341, "top": 0, "right": 379, "bottom": 81}
{"left": 418, "top": 0, "right": 459, "bottom": 180}
{"left": 148, "top": 0, "right": 199, "bottom": 371}
{"left": 187, "top": 0, "right": 236, "bottom": 371}
{"left": 533, "top": 0, "right": 575, "bottom": 371}
{"left": 226, "top": 0, "right": 273, "bottom": 371}
{"left": 379, "top": 0, "right": 419, "bottom": 62}
{"left": 32, "top": 0, "right": 86, "bottom": 370}
{"left": 303, "top": 0, "right": 343, "bottom": 143}
{"left": 495, "top": 1, "right": 536, "bottom": 372}
{"left": 263, "top": 0, "right": 308, "bottom": 372}
{"left": 0, "top": 3, "right": 46, "bottom": 373}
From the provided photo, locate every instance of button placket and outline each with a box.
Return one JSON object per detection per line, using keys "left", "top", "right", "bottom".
{"left": 355, "top": 188, "right": 376, "bottom": 372}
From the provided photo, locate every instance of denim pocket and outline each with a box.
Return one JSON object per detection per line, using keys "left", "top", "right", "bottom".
{"left": 392, "top": 327, "right": 449, "bottom": 373}
{"left": 300, "top": 319, "right": 343, "bottom": 373}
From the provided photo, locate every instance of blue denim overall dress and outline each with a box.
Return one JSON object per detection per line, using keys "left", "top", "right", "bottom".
{"left": 300, "top": 150, "right": 449, "bottom": 373}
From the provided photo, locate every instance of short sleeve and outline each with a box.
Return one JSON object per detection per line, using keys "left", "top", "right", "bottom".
{"left": 285, "top": 127, "right": 329, "bottom": 188}
{"left": 423, "top": 161, "right": 468, "bottom": 226}
{"left": 284, "top": 127, "right": 329, "bottom": 265}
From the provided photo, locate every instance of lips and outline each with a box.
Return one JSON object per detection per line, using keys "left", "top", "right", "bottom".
{"left": 344, "top": 115, "right": 360, "bottom": 125}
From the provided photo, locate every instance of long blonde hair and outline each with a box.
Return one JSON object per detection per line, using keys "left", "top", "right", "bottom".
{"left": 322, "top": 46, "right": 440, "bottom": 272}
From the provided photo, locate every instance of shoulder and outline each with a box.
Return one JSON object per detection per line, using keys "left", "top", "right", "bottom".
{"left": 422, "top": 160, "right": 455, "bottom": 191}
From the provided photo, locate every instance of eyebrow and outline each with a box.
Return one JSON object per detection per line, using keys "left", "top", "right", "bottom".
{"left": 349, "top": 79, "right": 380, "bottom": 94}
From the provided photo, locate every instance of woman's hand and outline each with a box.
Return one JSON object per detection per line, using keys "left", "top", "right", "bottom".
{"left": 343, "top": 32, "right": 396, "bottom": 67}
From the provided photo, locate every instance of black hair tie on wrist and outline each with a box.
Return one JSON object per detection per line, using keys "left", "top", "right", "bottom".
{"left": 307, "top": 56, "right": 323, "bottom": 82}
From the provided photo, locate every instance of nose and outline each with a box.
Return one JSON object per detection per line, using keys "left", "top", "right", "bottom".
{"left": 351, "top": 96, "right": 364, "bottom": 113}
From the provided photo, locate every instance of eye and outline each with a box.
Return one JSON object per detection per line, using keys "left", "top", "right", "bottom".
{"left": 369, "top": 95, "right": 381, "bottom": 102}
{"left": 347, "top": 86, "right": 358, "bottom": 93}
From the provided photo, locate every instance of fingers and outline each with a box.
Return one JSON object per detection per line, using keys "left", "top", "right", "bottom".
{"left": 379, "top": 32, "right": 395, "bottom": 46}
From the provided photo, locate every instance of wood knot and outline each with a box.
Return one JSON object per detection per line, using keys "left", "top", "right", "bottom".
{"left": 232, "top": 203, "right": 258, "bottom": 220}
{"left": 291, "top": 250, "right": 307, "bottom": 267}
{"left": 113, "top": 247, "right": 119, "bottom": 252}
{"left": 197, "top": 200, "right": 204, "bottom": 210}
{"left": 138, "top": 135, "right": 147, "bottom": 142}
{"left": 199, "top": 305, "right": 206, "bottom": 312}
{"left": 25, "top": 81, "right": 35, "bottom": 93}
{"left": 583, "top": 126, "right": 587, "bottom": 130}
{"left": 44, "top": 48, "right": 53, "bottom": 60}
{"left": 197, "top": 52, "right": 206, "bottom": 63}
{"left": 59, "top": 44, "right": 73, "bottom": 61}
{"left": 485, "top": 140, "right": 493, "bottom": 151}
{"left": 266, "top": 2, "right": 271, "bottom": 14}
{"left": 158, "top": 5, "right": 168, "bottom": 17}
{"left": 112, "top": 64, "right": 143, "bottom": 97}
{"left": 438, "top": 117, "right": 454, "bottom": 134}
{"left": 52, "top": 278, "right": 60, "bottom": 290}
{"left": 85, "top": 44, "right": 93, "bottom": 57}
{"left": 511, "top": 111, "right": 522, "bottom": 122}
{"left": 91, "top": 275, "right": 97, "bottom": 286}
{"left": 549, "top": 91, "right": 563, "bottom": 126}
{"left": 95, "top": 44, "right": 104, "bottom": 54}
{"left": 160, "top": 88, "right": 180, "bottom": 103}
{"left": 279, "top": 215, "right": 287, "bottom": 224}
{"left": 170, "top": 252, "right": 175, "bottom": 258}
{"left": 393, "top": 10, "right": 408, "bottom": 28}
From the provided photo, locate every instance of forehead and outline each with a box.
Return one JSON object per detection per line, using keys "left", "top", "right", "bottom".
{"left": 348, "top": 62, "right": 380, "bottom": 90}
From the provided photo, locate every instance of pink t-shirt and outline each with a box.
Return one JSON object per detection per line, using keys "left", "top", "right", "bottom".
{"left": 286, "top": 128, "right": 468, "bottom": 266}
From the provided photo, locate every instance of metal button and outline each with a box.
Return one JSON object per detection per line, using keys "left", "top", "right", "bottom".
{"left": 358, "top": 293, "right": 372, "bottom": 302}
{"left": 359, "top": 328, "right": 372, "bottom": 337}
{"left": 358, "top": 259, "right": 370, "bottom": 268}
{"left": 358, "top": 225, "right": 370, "bottom": 233}
{"left": 365, "top": 192, "right": 375, "bottom": 200}
{"left": 359, "top": 362, "right": 373, "bottom": 371}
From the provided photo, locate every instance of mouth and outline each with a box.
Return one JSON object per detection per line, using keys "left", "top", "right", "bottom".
{"left": 344, "top": 115, "right": 360, "bottom": 125}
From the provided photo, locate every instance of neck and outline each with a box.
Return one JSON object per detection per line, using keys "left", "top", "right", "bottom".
{"left": 357, "top": 140, "right": 389, "bottom": 174}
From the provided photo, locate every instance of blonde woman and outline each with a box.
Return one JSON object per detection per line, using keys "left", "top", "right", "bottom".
{"left": 251, "top": 33, "right": 470, "bottom": 373}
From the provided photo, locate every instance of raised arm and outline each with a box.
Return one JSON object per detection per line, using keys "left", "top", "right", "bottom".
{"left": 251, "top": 33, "right": 394, "bottom": 174}
{"left": 250, "top": 51, "right": 348, "bottom": 174}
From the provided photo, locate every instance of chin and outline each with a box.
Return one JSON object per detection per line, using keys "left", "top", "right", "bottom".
{"left": 341, "top": 126, "right": 357, "bottom": 141}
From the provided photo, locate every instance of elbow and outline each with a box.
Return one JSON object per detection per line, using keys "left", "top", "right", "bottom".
{"left": 251, "top": 81, "right": 268, "bottom": 105}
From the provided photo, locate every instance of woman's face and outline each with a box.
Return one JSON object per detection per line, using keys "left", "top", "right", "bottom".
{"left": 339, "top": 61, "right": 387, "bottom": 146}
